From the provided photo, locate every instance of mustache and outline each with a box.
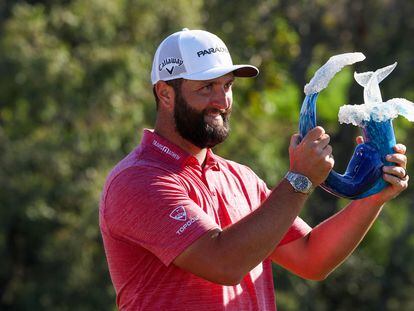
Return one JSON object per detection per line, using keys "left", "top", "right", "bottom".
{"left": 203, "top": 107, "right": 232, "bottom": 117}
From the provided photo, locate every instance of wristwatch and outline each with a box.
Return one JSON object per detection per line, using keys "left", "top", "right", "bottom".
{"left": 285, "top": 171, "right": 313, "bottom": 194}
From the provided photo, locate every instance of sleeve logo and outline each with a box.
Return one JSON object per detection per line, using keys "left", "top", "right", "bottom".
{"left": 169, "top": 206, "right": 187, "bottom": 221}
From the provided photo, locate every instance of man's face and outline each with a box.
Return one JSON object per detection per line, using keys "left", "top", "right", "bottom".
{"left": 173, "top": 74, "right": 234, "bottom": 149}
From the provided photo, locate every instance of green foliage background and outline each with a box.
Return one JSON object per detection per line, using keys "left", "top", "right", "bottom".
{"left": 1, "top": 0, "right": 414, "bottom": 310}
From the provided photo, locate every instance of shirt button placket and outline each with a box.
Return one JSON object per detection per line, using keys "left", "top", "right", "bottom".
{"left": 203, "top": 169, "right": 217, "bottom": 197}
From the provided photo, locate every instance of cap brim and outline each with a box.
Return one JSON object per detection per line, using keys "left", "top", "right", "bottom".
{"left": 183, "top": 64, "right": 259, "bottom": 81}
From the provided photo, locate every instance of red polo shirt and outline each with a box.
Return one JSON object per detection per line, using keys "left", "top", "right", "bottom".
{"left": 99, "top": 129, "right": 311, "bottom": 310}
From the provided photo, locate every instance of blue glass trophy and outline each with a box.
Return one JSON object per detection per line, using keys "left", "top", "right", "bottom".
{"left": 299, "top": 53, "right": 414, "bottom": 199}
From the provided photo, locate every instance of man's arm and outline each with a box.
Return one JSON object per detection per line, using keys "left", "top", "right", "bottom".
{"left": 174, "top": 179, "right": 308, "bottom": 285}
{"left": 271, "top": 143, "right": 409, "bottom": 280}
{"left": 174, "top": 127, "right": 333, "bottom": 285}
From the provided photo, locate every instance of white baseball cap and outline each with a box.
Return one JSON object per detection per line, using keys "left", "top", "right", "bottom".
{"left": 151, "top": 28, "right": 259, "bottom": 85}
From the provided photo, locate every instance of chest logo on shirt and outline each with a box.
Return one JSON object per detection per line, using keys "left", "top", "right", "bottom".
{"left": 169, "top": 206, "right": 187, "bottom": 221}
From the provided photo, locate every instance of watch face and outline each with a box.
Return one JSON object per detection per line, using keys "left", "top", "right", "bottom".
{"left": 294, "top": 175, "right": 311, "bottom": 192}
{"left": 286, "top": 172, "right": 313, "bottom": 194}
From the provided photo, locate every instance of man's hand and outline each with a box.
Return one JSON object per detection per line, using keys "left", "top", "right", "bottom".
{"left": 289, "top": 126, "right": 334, "bottom": 186}
{"left": 356, "top": 136, "right": 409, "bottom": 203}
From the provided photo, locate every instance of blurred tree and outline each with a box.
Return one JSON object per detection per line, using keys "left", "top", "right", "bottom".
{"left": 0, "top": 0, "right": 202, "bottom": 309}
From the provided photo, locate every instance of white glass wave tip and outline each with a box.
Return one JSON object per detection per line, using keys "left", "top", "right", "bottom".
{"left": 354, "top": 62, "right": 398, "bottom": 105}
{"left": 338, "top": 98, "right": 414, "bottom": 127}
{"left": 354, "top": 62, "right": 397, "bottom": 87}
{"left": 304, "top": 52, "right": 366, "bottom": 95}
{"left": 385, "top": 98, "right": 414, "bottom": 122}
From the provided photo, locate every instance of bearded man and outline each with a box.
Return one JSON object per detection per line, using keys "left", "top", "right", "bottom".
{"left": 99, "top": 29, "right": 409, "bottom": 310}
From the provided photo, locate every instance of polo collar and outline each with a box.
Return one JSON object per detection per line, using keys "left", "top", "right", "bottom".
{"left": 204, "top": 148, "right": 220, "bottom": 171}
{"left": 139, "top": 129, "right": 220, "bottom": 171}
{"left": 140, "top": 129, "right": 191, "bottom": 168}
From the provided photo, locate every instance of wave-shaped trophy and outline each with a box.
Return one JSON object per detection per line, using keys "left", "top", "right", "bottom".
{"left": 299, "top": 53, "right": 414, "bottom": 199}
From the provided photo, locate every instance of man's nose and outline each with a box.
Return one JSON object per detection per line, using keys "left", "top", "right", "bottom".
{"left": 210, "top": 88, "right": 231, "bottom": 110}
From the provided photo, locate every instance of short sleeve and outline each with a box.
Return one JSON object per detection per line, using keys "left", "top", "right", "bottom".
{"left": 278, "top": 217, "right": 311, "bottom": 246}
{"left": 101, "top": 166, "right": 220, "bottom": 266}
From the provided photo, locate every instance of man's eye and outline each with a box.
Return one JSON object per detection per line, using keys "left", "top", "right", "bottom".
{"left": 224, "top": 82, "right": 233, "bottom": 90}
{"left": 201, "top": 84, "right": 213, "bottom": 92}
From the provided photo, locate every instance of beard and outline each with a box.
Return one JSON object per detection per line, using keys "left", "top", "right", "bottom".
{"left": 174, "top": 94, "right": 231, "bottom": 149}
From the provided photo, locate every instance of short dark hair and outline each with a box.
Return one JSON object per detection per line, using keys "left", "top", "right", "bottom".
{"left": 152, "top": 79, "right": 183, "bottom": 110}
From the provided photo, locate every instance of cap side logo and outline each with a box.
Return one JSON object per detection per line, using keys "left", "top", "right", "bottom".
{"left": 169, "top": 206, "right": 187, "bottom": 221}
{"left": 159, "top": 57, "right": 183, "bottom": 75}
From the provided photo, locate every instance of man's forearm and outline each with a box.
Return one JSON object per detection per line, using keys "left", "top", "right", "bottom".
{"left": 174, "top": 179, "right": 309, "bottom": 285}
{"left": 273, "top": 195, "right": 384, "bottom": 280}
{"left": 218, "top": 180, "right": 308, "bottom": 273}
{"left": 308, "top": 197, "right": 383, "bottom": 275}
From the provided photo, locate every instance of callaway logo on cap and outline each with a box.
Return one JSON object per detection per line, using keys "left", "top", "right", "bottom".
{"left": 151, "top": 28, "right": 259, "bottom": 84}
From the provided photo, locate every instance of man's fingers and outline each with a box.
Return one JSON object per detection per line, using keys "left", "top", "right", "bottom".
{"left": 289, "top": 134, "right": 301, "bottom": 149}
{"left": 303, "top": 126, "right": 325, "bottom": 141}
{"left": 386, "top": 154, "right": 407, "bottom": 168}
{"left": 322, "top": 145, "right": 335, "bottom": 166}
{"left": 316, "top": 134, "right": 331, "bottom": 149}
{"left": 383, "top": 172, "right": 409, "bottom": 188}
{"left": 355, "top": 136, "right": 364, "bottom": 145}
{"left": 383, "top": 166, "right": 407, "bottom": 179}
{"left": 393, "top": 144, "right": 407, "bottom": 154}
{"left": 303, "top": 127, "right": 330, "bottom": 149}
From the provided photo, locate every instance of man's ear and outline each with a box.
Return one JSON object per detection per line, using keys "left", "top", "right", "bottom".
{"left": 155, "top": 81, "right": 175, "bottom": 110}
